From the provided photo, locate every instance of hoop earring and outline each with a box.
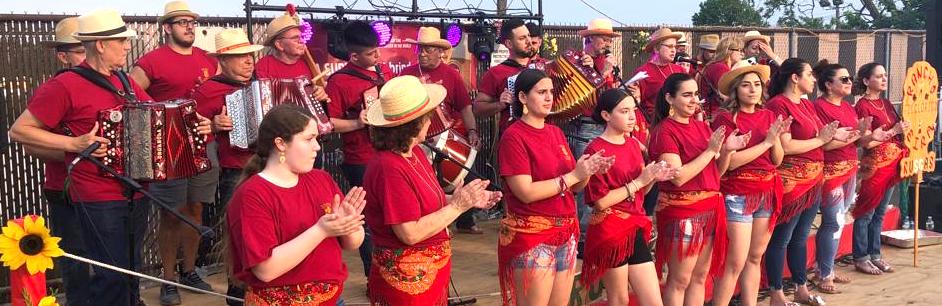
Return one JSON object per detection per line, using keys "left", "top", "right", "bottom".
{"left": 279, "top": 151, "right": 286, "bottom": 164}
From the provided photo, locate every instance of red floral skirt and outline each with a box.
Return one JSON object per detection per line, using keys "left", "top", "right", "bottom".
{"left": 777, "top": 157, "right": 824, "bottom": 224}
{"left": 368, "top": 241, "right": 452, "bottom": 306}
{"left": 245, "top": 281, "right": 341, "bottom": 306}
{"left": 854, "top": 142, "right": 905, "bottom": 218}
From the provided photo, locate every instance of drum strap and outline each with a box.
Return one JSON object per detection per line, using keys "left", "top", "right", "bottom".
{"left": 331, "top": 64, "right": 387, "bottom": 88}
{"left": 68, "top": 66, "right": 138, "bottom": 102}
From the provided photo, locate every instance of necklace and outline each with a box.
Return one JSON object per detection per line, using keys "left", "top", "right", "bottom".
{"left": 652, "top": 61, "right": 675, "bottom": 80}
{"left": 402, "top": 152, "right": 447, "bottom": 209}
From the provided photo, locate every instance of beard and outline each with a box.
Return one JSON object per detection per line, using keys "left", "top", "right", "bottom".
{"left": 513, "top": 46, "right": 536, "bottom": 58}
{"left": 170, "top": 31, "right": 194, "bottom": 48}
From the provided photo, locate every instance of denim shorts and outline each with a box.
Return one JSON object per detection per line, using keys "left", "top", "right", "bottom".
{"left": 725, "top": 194, "right": 773, "bottom": 223}
{"left": 510, "top": 235, "right": 577, "bottom": 272}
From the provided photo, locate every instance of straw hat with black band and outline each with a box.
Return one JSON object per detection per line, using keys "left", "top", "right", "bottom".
{"left": 72, "top": 9, "right": 137, "bottom": 42}
{"left": 717, "top": 60, "right": 771, "bottom": 96}
{"left": 41, "top": 17, "right": 81, "bottom": 48}
{"left": 158, "top": 1, "right": 199, "bottom": 24}
{"left": 366, "top": 75, "right": 446, "bottom": 127}
{"left": 644, "top": 27, "right": 683, "bottom": 53}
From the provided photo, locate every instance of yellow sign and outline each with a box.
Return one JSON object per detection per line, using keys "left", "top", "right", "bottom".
{"left": 900, "top": 61, "right": 939, "bottom": 180}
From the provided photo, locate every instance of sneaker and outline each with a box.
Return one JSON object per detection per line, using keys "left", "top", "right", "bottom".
{"left": 180, "top": 270, "right": 213, "bottom": 292}
{"left": 159, "top": 284, "right": 181, "bottom": 306}
{"left": 226, "top": 284, "right": 246, "bottom": 306}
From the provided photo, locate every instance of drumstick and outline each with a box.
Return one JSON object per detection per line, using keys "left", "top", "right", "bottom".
{"left": 310, "top": 69, "right": 330, "bottom": 85}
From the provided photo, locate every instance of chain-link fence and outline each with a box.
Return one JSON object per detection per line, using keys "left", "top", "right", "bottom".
{"left": 0, "top": 14, "right": 927, "bottom": 295}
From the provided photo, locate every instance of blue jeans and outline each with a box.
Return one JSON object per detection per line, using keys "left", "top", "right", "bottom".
{"left": 564, "top": 118, "right": 605, "bottom": 246}
{"left": 341, "top": 163, "right": 372, "bottom": 276}
{"left": 815, "top": 176, "right": 856, "bottom": 278}
{"left": 765, "top": 197, "right": 821, "bottom": 290}
{"left": 75, "top": 199, "right": 149, "bottom": 306}
{"left": 852, "top": 185, "right": 895, "bottom": 261}
{"left": 45, "top": 189, "right": 92, "bottom": 306}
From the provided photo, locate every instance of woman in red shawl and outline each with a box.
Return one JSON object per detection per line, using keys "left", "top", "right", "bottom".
{"left": 697, "top": 36, "right": 744, "bottom": 120}
{"left": 709, "top": 60, "right": 787, "bottom": 306}
{"left": 362, "top": 76, "right": 500, "bottom": 306}
{"left": 852, "top": 62, "right": 909, "bottom": 275}
{"left": 648, "top": 73, "right": 749, "bottom": 306}
{"left": 580, "top": 89, "right": 677, "bottom": 306}
{"left": 497, "top": 69, "right": 613, "bottom": 306}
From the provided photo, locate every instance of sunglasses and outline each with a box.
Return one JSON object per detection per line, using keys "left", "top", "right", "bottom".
{"left": 836, "top": 76, "right": 854, "bottom": 84}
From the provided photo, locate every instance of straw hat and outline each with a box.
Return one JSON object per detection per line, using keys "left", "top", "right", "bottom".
{"left": 208, "top": 28, "right": 264, "bottom": 56}
{"left": 405, "top": 27, "right": 452, "bottom": 50}
{"left": 697, "top": 34, "right": 720, "bottom": 51}
{"left": 742, "top": 30, "right": 770, "bottom": 45}
{"left": 366, "top": 75, "right": 446, "bottom": 127}
{"left": 577, "top": 18, "right": 620, "bottom": 37}
{"left": 262, "top": 13, "right": 299, "bottom": 46}
{"left": 41, "top": 17, "right": 81, "bottom": 47}
{"left": 718, "top": 60, "right": 771, "bottom": 96}
{"left": 678, "top": 33, "right": 689, "bottom": 46}
{"left": 644, "top": 27, "right": 683, "bottom": 52}
{"left": 158, "top": 1, "right": 199, "bottom": 24}
{"left": 72, "top": 9, "right": 137, "bottom": 41}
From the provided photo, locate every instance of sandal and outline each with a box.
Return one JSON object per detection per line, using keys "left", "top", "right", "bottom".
{"left": 854, "top": 260, "right": 883, "bottom": 275}
{"left": 871, "top": 259, "right": 895, "bottom": 273}
{"left": 794, "top": 294, "right": 826, "bottom": 306}
{"left": 771, "top": 302, "right": 801, "bottom": 306}
{"left": 811, "top": 277, "right": 842, "bottom": 294}
{"left": 832, "top": 273, "right": 851, "bottom": 284}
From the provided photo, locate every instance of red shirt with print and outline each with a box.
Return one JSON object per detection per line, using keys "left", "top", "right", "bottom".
{"left": 765, "top": 95, "right": 825, "bottom": 162}
{"left": 498, "top": 120, "right": 577, "bottom": 217}
{"left": 325, "top": 63, "right": 393, "bottom": 165}
{"left": 255, "top": 55, "right": 313, "bottom": 80}
{"left": 399, "top": 63, "right": 473, "bottom": 135}
{"left": 649, "top": 118, "right": 720, "bottom": 192}
{"left": 134, "top": 45, "right": 217, "bottom": 102}
{"left": 633, "top": 62, "right": 686, "bottom": 119}
{"left": 583, "top": 135, "right": 646, "bottom": 215}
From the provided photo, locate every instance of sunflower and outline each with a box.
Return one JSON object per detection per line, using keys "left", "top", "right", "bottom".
{"left": 37, "top": 296, "right": 60, "bottom": 306}
{"left": 0, "top": 216, "right": 64, "bottom": 275}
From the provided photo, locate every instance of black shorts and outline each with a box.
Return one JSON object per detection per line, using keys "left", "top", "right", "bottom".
{"left": 617, "top": 228, "right": 654, "bottom": 267}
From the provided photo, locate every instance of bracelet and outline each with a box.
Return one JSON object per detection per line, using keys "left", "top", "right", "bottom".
{"left": 625, "top": 180, "right": 638, "bottom": 201}
{"left": 558, "top": 176, "right": 569, "bottom": 197}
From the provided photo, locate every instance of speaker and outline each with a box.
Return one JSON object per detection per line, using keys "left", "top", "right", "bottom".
{"left": 906, "top": 171, "right": 942, "bottom": 233}
{"left": 926, "top": 0, "right": 941, "bottom": 70}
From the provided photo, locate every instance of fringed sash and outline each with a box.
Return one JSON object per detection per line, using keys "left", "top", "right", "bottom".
{"left": 777, "top": 157, "right": 824, "bottom": 224}
{"left": 497, "top": 213, "right": 578, "bottom": 305}
{"left": 654, "top": 191, "right": 726, "bottom": 278}
{"left": 854, "top": 142, "right": 906, "bottom": 218}
{"left": 580, "top": 208, "right": 653, "bottom": 287}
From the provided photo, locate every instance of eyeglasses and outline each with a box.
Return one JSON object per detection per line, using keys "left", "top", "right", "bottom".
{"left": 728, "top": 48, "right": 742, "bottom": 52}
{"left": 417, "top": 46, "right": 443, "bottom": 54}
{"left": 660, "top": 44, "right": 677, "bottom": 49}
{"left": 169, "top": 19, "right": 198, "bottom": 27}
{"left": 278, "top": 35, "right": 302, "bottom": 42}
{"left": 837, "top": 76, "right": 854, "bottom": 84}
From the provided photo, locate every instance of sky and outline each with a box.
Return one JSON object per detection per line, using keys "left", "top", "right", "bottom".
{"left": 3, "top": 0, "right": 701, "bottom": 26}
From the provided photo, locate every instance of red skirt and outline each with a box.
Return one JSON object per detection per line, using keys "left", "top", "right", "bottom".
{"left": 854, "top": 142, "right": 905, "bottom": 218}
{"left": 580, "top": 208, "right": 652, "bottom": 287}
{"left": 245, "top": 281, "right": 342, "bottom": 306}
{"left": 721, "top": 168, "right": 783, "bottom": 228}
{"left": 777, "top": 157, "right": 824, "bottom": 224}
{"left": 654, "top": 191, "right": 726, "bottom": 278}
{"left": 497, "top": 213, "right": 578, "bottom": 305}
{"left": 368, "top": 241, "right": 452, "bottom": 306}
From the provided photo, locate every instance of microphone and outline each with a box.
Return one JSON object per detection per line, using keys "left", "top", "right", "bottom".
{"left": 68, "top": 142, "right": 101, "bottom": 172}
{"left": 673, "top": 52, "right": 702, "bottom": 65}
{"left": 603, "top": 49, "right": 621, "bottom": 77}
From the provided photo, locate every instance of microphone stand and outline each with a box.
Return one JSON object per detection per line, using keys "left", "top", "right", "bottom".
{"left": 71, "top": 149, "right": 216, "bottom": 306}
{"left": 420, "top": 141, "right": 500, "bottom": 191}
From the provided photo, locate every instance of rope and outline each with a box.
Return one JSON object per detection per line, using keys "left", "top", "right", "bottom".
{"left": 342, "top": 291, "right": 504, "bottom": 305}
{"left": 62, "top": 252, "right": 245, "bottom": 303}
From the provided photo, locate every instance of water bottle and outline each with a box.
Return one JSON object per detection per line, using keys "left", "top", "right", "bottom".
{"left": 902, "top": 216, "right": 912, "bottom": 230}
{"left": 927, "top": 216, "right": 935, "bottom": 232}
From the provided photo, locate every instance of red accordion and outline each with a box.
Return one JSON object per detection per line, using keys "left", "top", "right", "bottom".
{"left": 97, "top": 99, "right": 211, "bottom": 181}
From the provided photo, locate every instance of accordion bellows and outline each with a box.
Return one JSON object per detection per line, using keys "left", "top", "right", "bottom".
{"left": 98, "top": 99, "right": 211, "bottom": 181}
{"left": 226, "top": 78, "right": 333, "bottom": 149}
{"left": 546, "top": 50, "right": 605, "bottom": 123}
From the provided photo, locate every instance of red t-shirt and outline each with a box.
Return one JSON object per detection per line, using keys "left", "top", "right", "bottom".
{"left": 192, "top": 78, "right": 253, "bottom": 169}
{"left": 363, "top": 147, "right": 449, "bottom": 249}
{"left": 28, "top": 62, "right": 153, "bottom": 202}
{"left": 255, "top": 55, "right": 313, "bottom": 79}
{"left": 227, "top": 170, "right": 347, "bottom": 288}
{"left": 399, "top": 63, "right": 473, "bottom": 135}
{"left": 633, "top": 62, "right": 686, "bottom": 119}
{"left": 855, "top": 97, "right": 902, "bottom": 146}
{"left": 479, "top": 61, "right": 526, "bottom": 130}
{"left": 498, "top": 120, "right": 577, "bottom": 217}
{"left": 765, "top": 95, "right": 824, "bottom": 162}
{"left": 649, "top": 118, "right": 720, "bottom": 192}
{"left": 710, "top": 109, "right": 777, "bottom": 173}
{"left": 134, "top": 45, "right": 217, "bottom": 102}
{"left": 583, "top": 135, "right": 645, "bottom": 216}
{"left": 27, "top": 82, "right": 68, "bottom": 191}
{"left": 700, "top": 62, "right": 730, "bottom": 117}
{"left": 813, "top": 98, "right": 859, "bottom": 162}
{"left": 325, "top": 63, "right": 393, "bottom": 165}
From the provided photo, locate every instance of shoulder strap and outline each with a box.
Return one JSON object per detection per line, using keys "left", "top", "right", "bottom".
{"left": 210, "top": 75, "right": 247, "bottom": 87}
{"left": 68, "top": 66, "right": 137, "bottom": 102}
{"left": 500, "top": 59, "right": 526, "bottom": 69}
{"left": 332, "top": 65, "right": 386, "bottom": 87}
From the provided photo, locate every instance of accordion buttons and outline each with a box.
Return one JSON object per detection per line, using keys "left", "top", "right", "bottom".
{"left": 109, "top": 110, "right": 123, "bottom": 122}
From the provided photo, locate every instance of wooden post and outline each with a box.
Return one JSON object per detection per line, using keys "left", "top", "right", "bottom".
{"left": 914, "top": 176, "right": 920, "bottom": 267}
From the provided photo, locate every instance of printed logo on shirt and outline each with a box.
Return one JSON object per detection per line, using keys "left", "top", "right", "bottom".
{"left": 560, "top": 144, "right": 571, "bottom": 161}
{"left": 321, "top": 203, "right": 332, "bottom": 215}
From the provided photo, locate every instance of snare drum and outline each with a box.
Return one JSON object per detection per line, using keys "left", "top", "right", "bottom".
{"left": 427, "top": 103, "right": 456, "bottom": 137}
{"left": 424, "top": 130, "right": 478, "bottom": 192}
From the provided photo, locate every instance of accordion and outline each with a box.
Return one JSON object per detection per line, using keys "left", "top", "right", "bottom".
{"left": 226, "top": 78, "right": 333, "bottom": 149}
{"left": 97, "top": 99, "right": 211, "bottom": 181}
{"left": 545, "top": 50, "right": 606, "bottom": 123}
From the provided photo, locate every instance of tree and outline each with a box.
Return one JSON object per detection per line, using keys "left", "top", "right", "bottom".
{"left": 692, "top": 0, "right": 769, "bottom": 27}
{"left": 760, "top": 0, "right": 927, "bottom": 30}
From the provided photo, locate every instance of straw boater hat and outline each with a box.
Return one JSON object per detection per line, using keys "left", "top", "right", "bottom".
{"left": 644, "top": 27, "right": 683, "bottom": 52}
{"left": 718, "top": 59, "right": 771, "bottom": 96}
{"left": 697, "top": 34, "right": 720, "bottom": 51}
{"left": 72, "top": 9, "right": 137, "bottom": 41}
{"left": 262, "top": 13, "right": 299, "bottom": 46}
{"left": 742, "top": 30, "right": 771, "bottom": 45}
{"left": 405, "top": 27, "right": 452, "bottom": 50}
{"left": 41, "top": 17, "right": 81, "bottom": 47}
{"left": 208, "top": 28, "right": 264, "bottom": 56}
{"left": 158, "top": 1, "right": 199, "bottom": 24}
{"left": 678, "top": 33, "right": 689, "bottom": 46}
{"left": 366, "top": 75, "right": 446, "bottom": 127}
{"left": 577, "top": 18, "right": 620, "bottom": 37}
